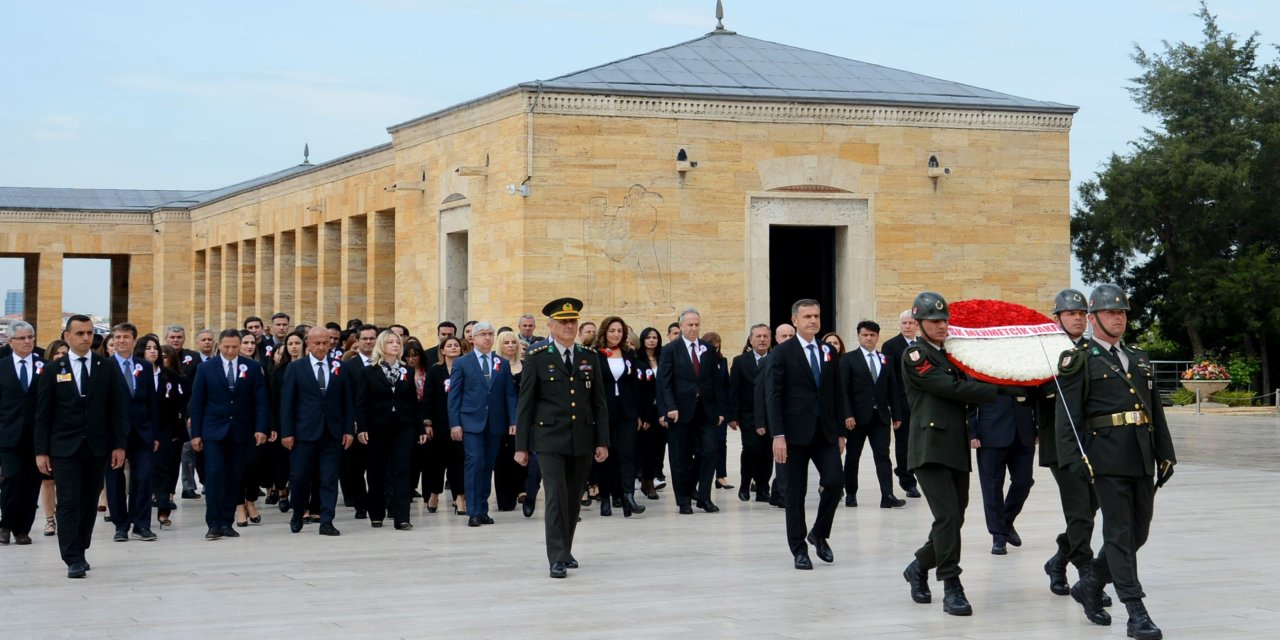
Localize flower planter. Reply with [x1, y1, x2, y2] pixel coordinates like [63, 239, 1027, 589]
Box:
[1181, 379, 1229, 400]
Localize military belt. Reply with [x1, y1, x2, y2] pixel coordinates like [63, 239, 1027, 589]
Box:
[1087, 411, 1149, 428]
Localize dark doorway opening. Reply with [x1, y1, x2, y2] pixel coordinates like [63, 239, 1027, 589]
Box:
[769, 226, 836, 333]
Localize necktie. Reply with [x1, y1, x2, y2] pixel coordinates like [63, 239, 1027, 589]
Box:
[868, 352, 878, 381]
[481, 354, 492, 387]
[564, 346, 572, 370]
[1110, 345, 1126, 372]
[807, 344, 821, 386]
[227, 360, 236, 391]
[122, 358, 135, 394]
[690, 342, 701, 377]
[316, 361, 327, 392]
[77, 357, 89, 396]
[19, 359, 29, 392]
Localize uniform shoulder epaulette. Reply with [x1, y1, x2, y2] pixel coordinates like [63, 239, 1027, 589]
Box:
[903, 345, 934, 376]
[1057, 346, 1086, 375]
[527, 344, 551, 356]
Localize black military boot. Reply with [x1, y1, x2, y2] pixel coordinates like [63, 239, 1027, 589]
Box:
[903, 559, 931, 604]
[1044, 552, 1070, 595]
[1076, 563, 1114, 607]
[942, 577, 972, 616]
[1124, 600, 1163, 640]
[1070, 572, 1111, 626]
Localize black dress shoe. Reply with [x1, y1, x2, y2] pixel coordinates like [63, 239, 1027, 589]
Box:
[678, 504, 694, 515]
[942, 578, 973, 616]
[289, 521, 303, 533]
[468, 516, 482, 527]
[318, 523, 341, 536]
[904, 486, 921, 498]
[523, 496, 536, 518]
[697, 499, 719, 513]
[249, 515, 262, 524]
[1070, 575, 1112, 626]
[371, 521, 384, 528]
[113, 530, 128, 542]
[354, 510, 367, 520]
[738, 487, 750, 502]
[132, 529, 158, 541]
[611, 497, 622, 508]
[600, 501, 612, 516]
[14, 533, 32, 545]
[565, 558, 579, 569]
[479, 514, 495, 525]
[68, 563, 88, 579]
[769, 494, 786, 508]
[1124, 599, 1163, 640]
[904, 559, 932, 603]
[844, 496, 857, 507]
[806, 532, 834, 563]
[755, 491, 769, 503]
[395, 522, 413, 530]
[1006, 526, 1022, 547]
[991, 540, 1007, 555]
[549, 562, 568, 579]
[622, 494, 645, 515]
[206, 528, 224, 540]
[220, 526, 240, 538]
[278, 498, 291, 513]
[1045, 554, 1070, 595]
[793, 552, 813, 570]
[880, 496, 906, 508]
[643, 490, 660, 500]
[265, 493, 280, 505]
[181, 490, 200, 500]
[715, 479, 734, 489]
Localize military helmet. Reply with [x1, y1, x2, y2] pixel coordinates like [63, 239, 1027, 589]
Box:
[911, 291, 949, 321]
[1088, 284, 1130, 312]
[1051, 288, 1088, 315]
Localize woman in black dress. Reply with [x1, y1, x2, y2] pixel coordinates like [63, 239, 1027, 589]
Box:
[403, 343, 434, 511]
[234, 331, 270, 526]
[492, 330, 528, 511]
[700, 332, 733, 491]
[423, 336, 466, 515]
[635, 327, 664, 500]
[268, 331, 305, 513]
[593, 317, 648, 517]
[141, 339, 189, 528]
[357, 330, 428, 529]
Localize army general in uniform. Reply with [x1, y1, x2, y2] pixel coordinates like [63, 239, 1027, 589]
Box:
[515, 298, 609, 579]
[1054, 284, 1175, 640]
[899, 292, 1022, 616]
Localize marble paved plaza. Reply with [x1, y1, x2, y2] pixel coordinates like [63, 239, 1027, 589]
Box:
[2, 412, 1278, 639]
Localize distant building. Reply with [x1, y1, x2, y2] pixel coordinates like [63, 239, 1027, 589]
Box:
[4, 289, 21, 316]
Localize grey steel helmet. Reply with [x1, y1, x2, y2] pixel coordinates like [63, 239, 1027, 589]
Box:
[1051, 288, 1088, 315]
[911, 291, 949, 321]
[1088, 284, 1130, 312]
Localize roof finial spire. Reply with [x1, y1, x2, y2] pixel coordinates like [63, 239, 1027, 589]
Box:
[715, 0, 725, 31]
[303, 143, 311, 165]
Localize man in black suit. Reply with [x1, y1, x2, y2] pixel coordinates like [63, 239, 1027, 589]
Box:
[727, 323, 772, 503]
[656, 308, 723, 514]
[423, 321, 456, 368]
[178, 328, 214, 500]
[971, 394, 1036, 555]
[767, 300, 845, 570]
[103, 323, 160, 542]
[515, 314, 543, 346]
[881, 310, 922, 499]
[263, 312, 292, 362]
[35, 315, 127, 578]
[757, 323, 794, 507]
[0, 321, 43, 546]
[280, 326, 354, 535]
[841, 320, 906, 509]
[188, 329, 270, 540]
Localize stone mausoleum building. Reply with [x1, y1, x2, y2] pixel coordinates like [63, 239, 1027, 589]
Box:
[0, 25, 1076, 342]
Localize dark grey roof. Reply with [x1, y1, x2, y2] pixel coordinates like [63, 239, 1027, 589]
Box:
[0, 187, 204, 211]
[520, 32, 1076, 113]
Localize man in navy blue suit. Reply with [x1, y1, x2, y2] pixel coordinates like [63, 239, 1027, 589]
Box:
[280, 326, 354, 535]
[448, 321, 518, 527]
[188, 328, 270, 540]
[971, 393, 1037, 555]
[103, 323, 160, 542]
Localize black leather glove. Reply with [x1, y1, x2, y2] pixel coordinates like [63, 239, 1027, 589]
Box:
[996, 385, 1028, 399]
[1067, 460, 1092, 484]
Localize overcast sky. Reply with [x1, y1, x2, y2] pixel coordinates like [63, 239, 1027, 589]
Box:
[2, 0, 1276, 318]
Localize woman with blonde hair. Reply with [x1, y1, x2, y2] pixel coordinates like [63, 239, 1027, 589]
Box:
[493, 330, 528, 511]
[356, 330, 428, 529]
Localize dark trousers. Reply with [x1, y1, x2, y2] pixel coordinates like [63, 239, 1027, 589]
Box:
[51, 444, 107, 566]
[783, 431, 844, 555]
[976, 441, 1035, 540]
[366, 424, 414, 524]
[203, 438, 251, 529]
[844, 418, 894, 500]
[422, 435, 465, 499]
[667, 403, 714, 506]
[893, 413, 917, 490]
[462, 429, 503, 517]
[239, 443, 266, 506]
[266, 438, 291, 492]
[771, 461, 787, 500]
[1091, 474, 1155, 601]
[739, 429, 772, 495]
[714, 422, 728, 479]
[524, 453, 543, 501]
[339, 440, 368, 510]
[494, 433, 528, 510]
[599, 408, 638, 503]
[0, 444, 43, 535]
[154, 435, 183, 503]
[639, 422, 668, 480]
[914, 464, 970, 580]
[1049, 462, 1100, 569]
[104, 443, 153, 533]
[290, 435, 342, 525]
[538, 451, 592, 564]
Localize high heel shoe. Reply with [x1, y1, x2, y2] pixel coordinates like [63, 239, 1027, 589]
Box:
[427, 499, 438, 514]
[44, 516, 56, 536]
[453, 499, 467, 516]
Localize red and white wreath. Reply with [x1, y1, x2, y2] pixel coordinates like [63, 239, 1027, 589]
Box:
[943, 299, 1075, 386]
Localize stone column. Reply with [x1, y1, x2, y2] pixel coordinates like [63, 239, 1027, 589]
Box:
[370, 210, 396, 326]
[342, 215, 368, 323]
[35, 252, 63, 344]
[318, 221, 341, 325]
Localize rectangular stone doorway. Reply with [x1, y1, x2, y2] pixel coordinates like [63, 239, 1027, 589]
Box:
[768, 226, 837, 332]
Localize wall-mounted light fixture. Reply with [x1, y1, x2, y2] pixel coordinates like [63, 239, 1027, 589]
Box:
[676, 148, 698, 173]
